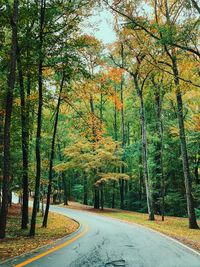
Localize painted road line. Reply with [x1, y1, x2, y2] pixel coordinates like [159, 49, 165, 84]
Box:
[15, 223, 89, 267]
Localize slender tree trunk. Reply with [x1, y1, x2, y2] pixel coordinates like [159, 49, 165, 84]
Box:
[112, 88, 118, 209]
[17, 47, 29, 229]
[0, 99, 4, 209]
[83, 175, 88, 205]
[140, 95, 154, 220]
[8, 190, 12, 207]
[156, 93, 165, 221]
[112, 181, 115, 208]
[89, 94, 100, 209]
[62, 174, 68, 205]
[42, 73, 65, 228]
[194, 153, 199, 184]
[58, 144, 68, 205]
[133, 75, 155, 221]
[58, 175, 62, 204]
[89, 94, 97, 139]
[120, 45, 125, 209]
[191, 0, 200, 14]
[100, 184, 104, 210]
[152, 79, 165, 220]
[139, 168, 143, 201]
[119, 178, 125, 209]
[127, 122, 130, 146]
[0, 0, 18, 239]
[94, 187, 100, 209]
[30, 0, 46, 237]
[41, 185, 44, 217]
[114, 86, 118, 141]
[100, 91, 103, 129]
[172, 56, 199, 229]
[68, 178, 71, 200]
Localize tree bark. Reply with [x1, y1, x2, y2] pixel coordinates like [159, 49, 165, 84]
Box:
[30, 0, 46, 236]
[94, 187, 100, 209]
[83, 175, 88, 205]
[133, 75, 155, 221]
[191, 0, 200, 14]
[100, 184, 104, 210]
[89, 94, 100, 209]
[112, 87, 118, 209]
[112, 180, 115, 208]
[58, 143, 68, 205]
[120, 44, 125, 210]
[17, 47, 29, 229]
[152, 78, 165, 220]
[0, 0, 18, 239]
[42, 73, 65, 228]
[114, 86, 118, 141]
[194, 152, 199, 184]
[62, 173, 68, 205]
[172, 55, 199, 229]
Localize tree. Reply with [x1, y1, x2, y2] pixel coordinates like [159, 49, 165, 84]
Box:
[105, 0, 199, 229]
[29, 0, 46, 237]
[42, 72, 65, 228]
[0, 0, 18, 239]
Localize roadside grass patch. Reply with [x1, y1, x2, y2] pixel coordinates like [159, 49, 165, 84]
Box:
[0, 204, 79, 261]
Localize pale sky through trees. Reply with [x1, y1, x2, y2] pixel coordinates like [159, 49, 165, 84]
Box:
[83, 9, 116, 44]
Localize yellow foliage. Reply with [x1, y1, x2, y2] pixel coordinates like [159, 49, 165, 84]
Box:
[96, 172, 130, 185]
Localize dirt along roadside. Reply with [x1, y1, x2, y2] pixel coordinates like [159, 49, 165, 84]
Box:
[0, 204, 79, 262]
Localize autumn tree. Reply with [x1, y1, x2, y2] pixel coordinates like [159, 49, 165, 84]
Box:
[104, 0, 199, 229]
[0, 0, 18, 239]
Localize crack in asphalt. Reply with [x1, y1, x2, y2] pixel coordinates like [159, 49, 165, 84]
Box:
[105, 259, 126, 266]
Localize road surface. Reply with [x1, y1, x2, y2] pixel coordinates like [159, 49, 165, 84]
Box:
[2, 204, 200, 267]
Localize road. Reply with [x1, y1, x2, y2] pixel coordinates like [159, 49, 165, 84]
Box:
[2, 204, 200, 267]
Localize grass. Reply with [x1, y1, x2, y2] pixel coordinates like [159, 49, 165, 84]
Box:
[0, 204, 79, 262]
[64, 201, 200, 253]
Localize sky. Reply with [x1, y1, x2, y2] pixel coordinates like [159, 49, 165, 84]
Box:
[82, 9, 117, 45]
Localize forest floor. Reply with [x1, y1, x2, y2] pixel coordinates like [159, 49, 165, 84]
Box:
[62, 201, 200, 253]
[0, 204, 79, 262]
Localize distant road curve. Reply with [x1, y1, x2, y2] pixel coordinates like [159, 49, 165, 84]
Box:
[3, 202, 200, 267]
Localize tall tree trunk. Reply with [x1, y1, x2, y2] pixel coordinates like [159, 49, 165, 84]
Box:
[172, 56, 199, 229]
[58, 143, 68, 205]
[90, 94, 96, 139]
[0, 103, 4, 209]
[139, 167, 143, 201]
[100, 183, 104, 210]
[194, 151, 199, 184]
[83, 175, 88, 205]
[94, 187, 100, 209]
[42, 73, 65, 228]
[133, 75, 155, 221]
[140, 95, 154, 220]
[0, 0, 18, 239]
[191, 0, 200, 14]
[152, 78, 165, 220]
[89, 94, 100, 209]
[100, 91, 103, 129]
[112, 180, 115, 208]
[127, 122, 130, 146]
[120, 44, 125, 209]
[62, 173, 68, 205]
[114, 86, 118, 141]
[119, 178, 125, 209]
[112, 87, 118, 209]
[30, 0, 46, 237]
[17, 47, 29, 229]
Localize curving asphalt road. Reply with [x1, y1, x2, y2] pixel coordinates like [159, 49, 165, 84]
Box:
[2, 204, 200, 267]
